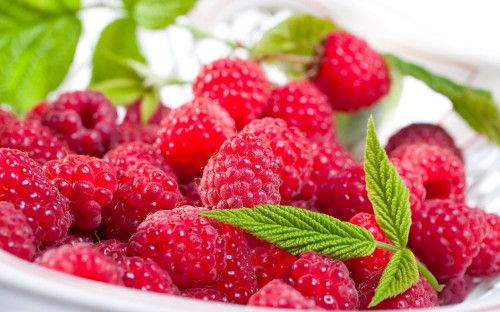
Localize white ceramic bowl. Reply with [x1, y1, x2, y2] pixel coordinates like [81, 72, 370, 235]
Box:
[1, 0, 499, 311]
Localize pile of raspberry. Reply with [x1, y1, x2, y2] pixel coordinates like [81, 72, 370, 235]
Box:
[0, 33, 499, 311]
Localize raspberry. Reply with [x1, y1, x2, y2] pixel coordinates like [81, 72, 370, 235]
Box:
[345, 213, 392, 286]
[26, 101, 49, 122]
[386, 123, 463, 161]
[250, 240, 297, 287]
[0, 120, 70, 165]
[94, 239, 128, 261]
[113, 122, 159, 147]
[36, 243, 123, 285]
[439, 275, 474, 305]
[0, 106, 17, 128]
[317, 159, 426, 221]
[122, 99, 170, 125]
[248, 279, 320, 310]
[358, 272, 439, 309]
[42, 90, 117, 157]
[49, 233, 95, 249]
[156, 97, 236, 180]
[104, 141, 176, 179]
[313, 31, 390, 112]
[286, 251, 359, 310]
[214, 225, 259, 304]
[192, 58, 270, 129]
[242, 118, 312, 203]
[102, 161, 181, 241]
[199, 132, 281, 209]
[128, 206, 227, 289]
[0, 201, 37, 261]
[390, 143, 466, 202]
[44, 154, 118, 232]
[0, 148, 70, 243]
[264, 80, 335, 141]
[120, 256, 180, 295]
[179, 179, 202, 207]
[182, 287, 234, 303]
[467, 212, 500, 277]
[409, 199, 486, 280]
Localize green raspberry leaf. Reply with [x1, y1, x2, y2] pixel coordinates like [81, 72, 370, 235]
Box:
[139, 88, 160, 124]
[365, 116, 412, 249]
[385, 54, 500, 145]
[0, 0, 81, 113]
[369, 249, 419, 307]
[133, 0, 197, 30]
[200, 205, 376, 261]
[91, 78, 144, 107]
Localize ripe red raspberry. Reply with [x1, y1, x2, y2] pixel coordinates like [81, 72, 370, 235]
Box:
[264, 80, 335, 141]
[345, 213, 392, 286]
[386, 123, 463, 161]
[0, 107, 17, 128]
[468, 212, 500, 277]
[128, 206, 227, 289]
[242, 118, 312, 203]
[42, 90, 117, 157]
[179, 179, 202, 207]
[389, 158, 426, 213]
[358, 272, 439, 309]
[0, 201, 37, 261]
[26, 101, 49, 122]
[102, 161, 181, 241]
[36, 243, 123, 285]
[113, 122, 159, 147]
[182, 287, 234, 303]
[0, 120, 70, 166]
[286, 251, 359, 310]
[313, 31, 390, 112]
[104, 141, 176, 179]
[390, 143, 466, 202]
[0, 148, 70, 243]
[156, 97, 236, 180]
[409, 199, 486, 280]
[49, 233, 95, 249]
[214, 225, 259, 304]
[94, 239, 128, 261]
[192, 58, 270, 129]
[248, 279, 320, 310]
[199, 132, 281, 209]
[44, 154, 118, 232]
[439, 275, 474, 305]
[250, 241, 297, 287]
[122, 99, 170, 125]
[120, 256, 180, 295]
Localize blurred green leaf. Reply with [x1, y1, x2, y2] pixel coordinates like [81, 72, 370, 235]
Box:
[0, 0, 81, 113]
[140, 88, 160, 124]
[133, 0, 197, 29]
[91, 78, 145, 106]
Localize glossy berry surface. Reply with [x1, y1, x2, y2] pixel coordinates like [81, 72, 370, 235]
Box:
[0, 201, 37, 261]
[182, 287, 234, 303]
[467, 212, 500, 277]
[248, 279, 320, 310]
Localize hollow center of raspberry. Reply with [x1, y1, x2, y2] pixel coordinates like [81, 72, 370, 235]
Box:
[80, 108, 98, 129]
[424, 179, 452, 200]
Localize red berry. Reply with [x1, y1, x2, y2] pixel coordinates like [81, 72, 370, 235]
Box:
[409, 199, 486, 280]
[386, 123, 463, 161]
[113, 122, 159, 147]
[44, 154, 117, 232]
[467, 212, 500, 277]
[0, 120, 70, 165]
[120, 256, 180, 295]
[102, 161, 182, 241]
[156, 97, 236, 180]
[193, 58, 270, 129]
[94, 239, 128, 261]
[122, 99, 170, 125]
[214, 225, 259, 304]
[104, 141, 176, 179]
[128, 206, 227, 289]
[36, 243, 123, 285]
[179, 179, 202, 207]
[358, 272, 439, 309]
[250, 240, 297, 287]
[439, 275, 474, 305]
[287, 251, 359, 310]
[390, 143, 466, 202]
[26, 101, 49, 122]
[345, 213, 392, 286]
[48, 233, 95, 249]
[0, 201, 37, 261]
[264, 80, 335, 141]
[42, 90, 117, 157]
[248, 279, 320, 310]
[182, 287, 234, 303]
[242, 118, 313, 203]
[199, 132, 281, 209]
[0, 148, 70, 243]
[313, 32, 390, 112]
[0, 106, 17, 128]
